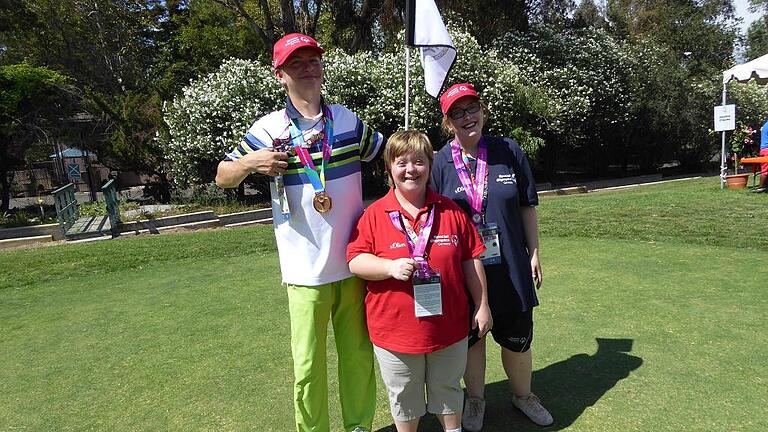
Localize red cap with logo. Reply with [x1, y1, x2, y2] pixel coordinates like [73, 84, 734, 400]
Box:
[272, 33, 325, 69]
[439, 83, 480, 114]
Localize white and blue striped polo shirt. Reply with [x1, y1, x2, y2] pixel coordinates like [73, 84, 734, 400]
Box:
[224, 97, 384, 286]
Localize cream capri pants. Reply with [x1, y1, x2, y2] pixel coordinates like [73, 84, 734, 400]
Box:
[373, 337, 468, 422]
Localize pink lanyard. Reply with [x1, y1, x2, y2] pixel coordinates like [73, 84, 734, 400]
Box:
[450, 137, 487, 224]
[388, 207, 435, 276]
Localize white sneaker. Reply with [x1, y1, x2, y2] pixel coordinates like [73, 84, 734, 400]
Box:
[512, 392, 553, 426]
[351, 428, 369, 432]
[462, 396, 485, 431]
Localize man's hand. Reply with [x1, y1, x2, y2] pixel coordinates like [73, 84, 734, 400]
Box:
[237, 148, 289, 177]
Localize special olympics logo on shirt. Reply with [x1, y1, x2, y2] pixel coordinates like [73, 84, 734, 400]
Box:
[496, 173, 517, 185]
[431, 235, 455, 247]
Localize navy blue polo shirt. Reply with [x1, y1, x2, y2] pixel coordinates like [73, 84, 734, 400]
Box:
[430, 135, 540, 312]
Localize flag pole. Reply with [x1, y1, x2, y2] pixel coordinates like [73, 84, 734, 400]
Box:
[405, 46, 410, 130]
[404, 0, 456, 107]
[404, 0, 415, 130]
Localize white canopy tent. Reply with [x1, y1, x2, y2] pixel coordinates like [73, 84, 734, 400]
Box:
[722, 53, 768, 85]
[720, 54, 768, 187]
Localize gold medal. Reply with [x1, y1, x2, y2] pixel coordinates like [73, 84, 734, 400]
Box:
[312, 192, 333, 213]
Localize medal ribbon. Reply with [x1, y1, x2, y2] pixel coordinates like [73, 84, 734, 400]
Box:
[450, 137, 488, 224]
[288, 105, 335, 193]
[388, 207, 435, 277]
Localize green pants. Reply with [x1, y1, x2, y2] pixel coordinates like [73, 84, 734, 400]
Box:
[286, 276, 376, 432]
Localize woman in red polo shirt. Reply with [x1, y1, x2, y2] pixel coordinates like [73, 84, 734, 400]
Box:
[347, 130, 492, 432]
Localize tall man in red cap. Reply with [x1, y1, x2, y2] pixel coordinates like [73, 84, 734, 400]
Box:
[216, 33, 383, 432]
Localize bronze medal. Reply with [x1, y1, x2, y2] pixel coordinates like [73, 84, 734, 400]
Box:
[312, 192, 333, 213]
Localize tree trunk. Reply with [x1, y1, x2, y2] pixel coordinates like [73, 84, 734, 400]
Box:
[255, 0, 276, 47]
[350, 0, 380, 53]
[280, 0, 297, 34]
[299, 0, 323, 36]
[0, 169, 12, 213]
[157, 172, 173, 204]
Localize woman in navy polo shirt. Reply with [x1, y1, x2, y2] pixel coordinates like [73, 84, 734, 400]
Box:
[430, 83, 553, 431]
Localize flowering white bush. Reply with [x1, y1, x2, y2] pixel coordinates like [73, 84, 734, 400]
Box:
[163, 59, 283, 187]
[163, 28, 553, 187]
[162, 24, 752, 185]
[729, 81, 768, 129]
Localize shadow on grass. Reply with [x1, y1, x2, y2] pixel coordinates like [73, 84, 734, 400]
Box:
[374, 338, 642, 432]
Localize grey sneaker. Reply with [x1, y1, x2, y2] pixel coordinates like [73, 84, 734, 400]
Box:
[351, 428, 369, 432]
[462, 396, 485, 431]
[512, 392, 553, 426]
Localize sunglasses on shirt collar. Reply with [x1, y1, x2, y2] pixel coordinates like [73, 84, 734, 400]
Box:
[447, 102, 482, 120]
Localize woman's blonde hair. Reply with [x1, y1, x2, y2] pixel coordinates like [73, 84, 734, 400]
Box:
[383, 130, 434, 187]
[440, 99, 490, 137]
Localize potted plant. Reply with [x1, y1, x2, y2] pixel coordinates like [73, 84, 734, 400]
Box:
[725, 122, 755, 189]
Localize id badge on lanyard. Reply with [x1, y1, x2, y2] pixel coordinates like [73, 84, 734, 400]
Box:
[390, 209, 443, 317]
[413, 268, 443, 317]
[451, 138, 499, 265]
[270, 140, 294, 223]
[477, 222, 501, 265]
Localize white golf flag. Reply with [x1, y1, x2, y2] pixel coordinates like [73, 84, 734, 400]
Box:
[406, 0, 456, 98]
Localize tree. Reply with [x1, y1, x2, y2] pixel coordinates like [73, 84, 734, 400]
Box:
[438, 0, 529, 45]
[326, 0, 382, 53]
[0, 64, 76, 212]
[529, 0, 576, 26]
[750, 0, 768, 15]
[209, 0, 323, 54]
[606, 0, 738, 76]
[0, 0, 164, 94]
[745, 19, 768, 61]
[85, 90, 176, 202]
[1, 1, 256, 202]
[573, 0, 606, 29]
[497, 26, 636, 176]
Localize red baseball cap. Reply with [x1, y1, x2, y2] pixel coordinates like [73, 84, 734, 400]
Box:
[272, 33, 325, 69]
[439, 83, 480, 114]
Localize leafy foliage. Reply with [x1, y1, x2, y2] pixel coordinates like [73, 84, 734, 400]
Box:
[728, 81, 768, 129]
[0, 63, 76, 211]
[163, 58, 283, 187]
[164, 26, 553, 187]
[0, 0, 748, 195]
[728, 122, 757, 154]
[744, 19, 768, 62]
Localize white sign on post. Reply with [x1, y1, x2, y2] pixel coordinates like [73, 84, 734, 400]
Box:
[714, 105, 736, 132]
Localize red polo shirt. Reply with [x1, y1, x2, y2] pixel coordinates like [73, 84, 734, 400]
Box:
[347, 188, 485, 354]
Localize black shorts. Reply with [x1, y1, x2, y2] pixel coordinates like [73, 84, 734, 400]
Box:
[468, 309, 533, 353]
[468, 263, 535, 352]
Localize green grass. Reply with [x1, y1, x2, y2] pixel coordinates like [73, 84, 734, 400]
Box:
[538, 177, 768, 251]
[1, 176, 767, 431]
